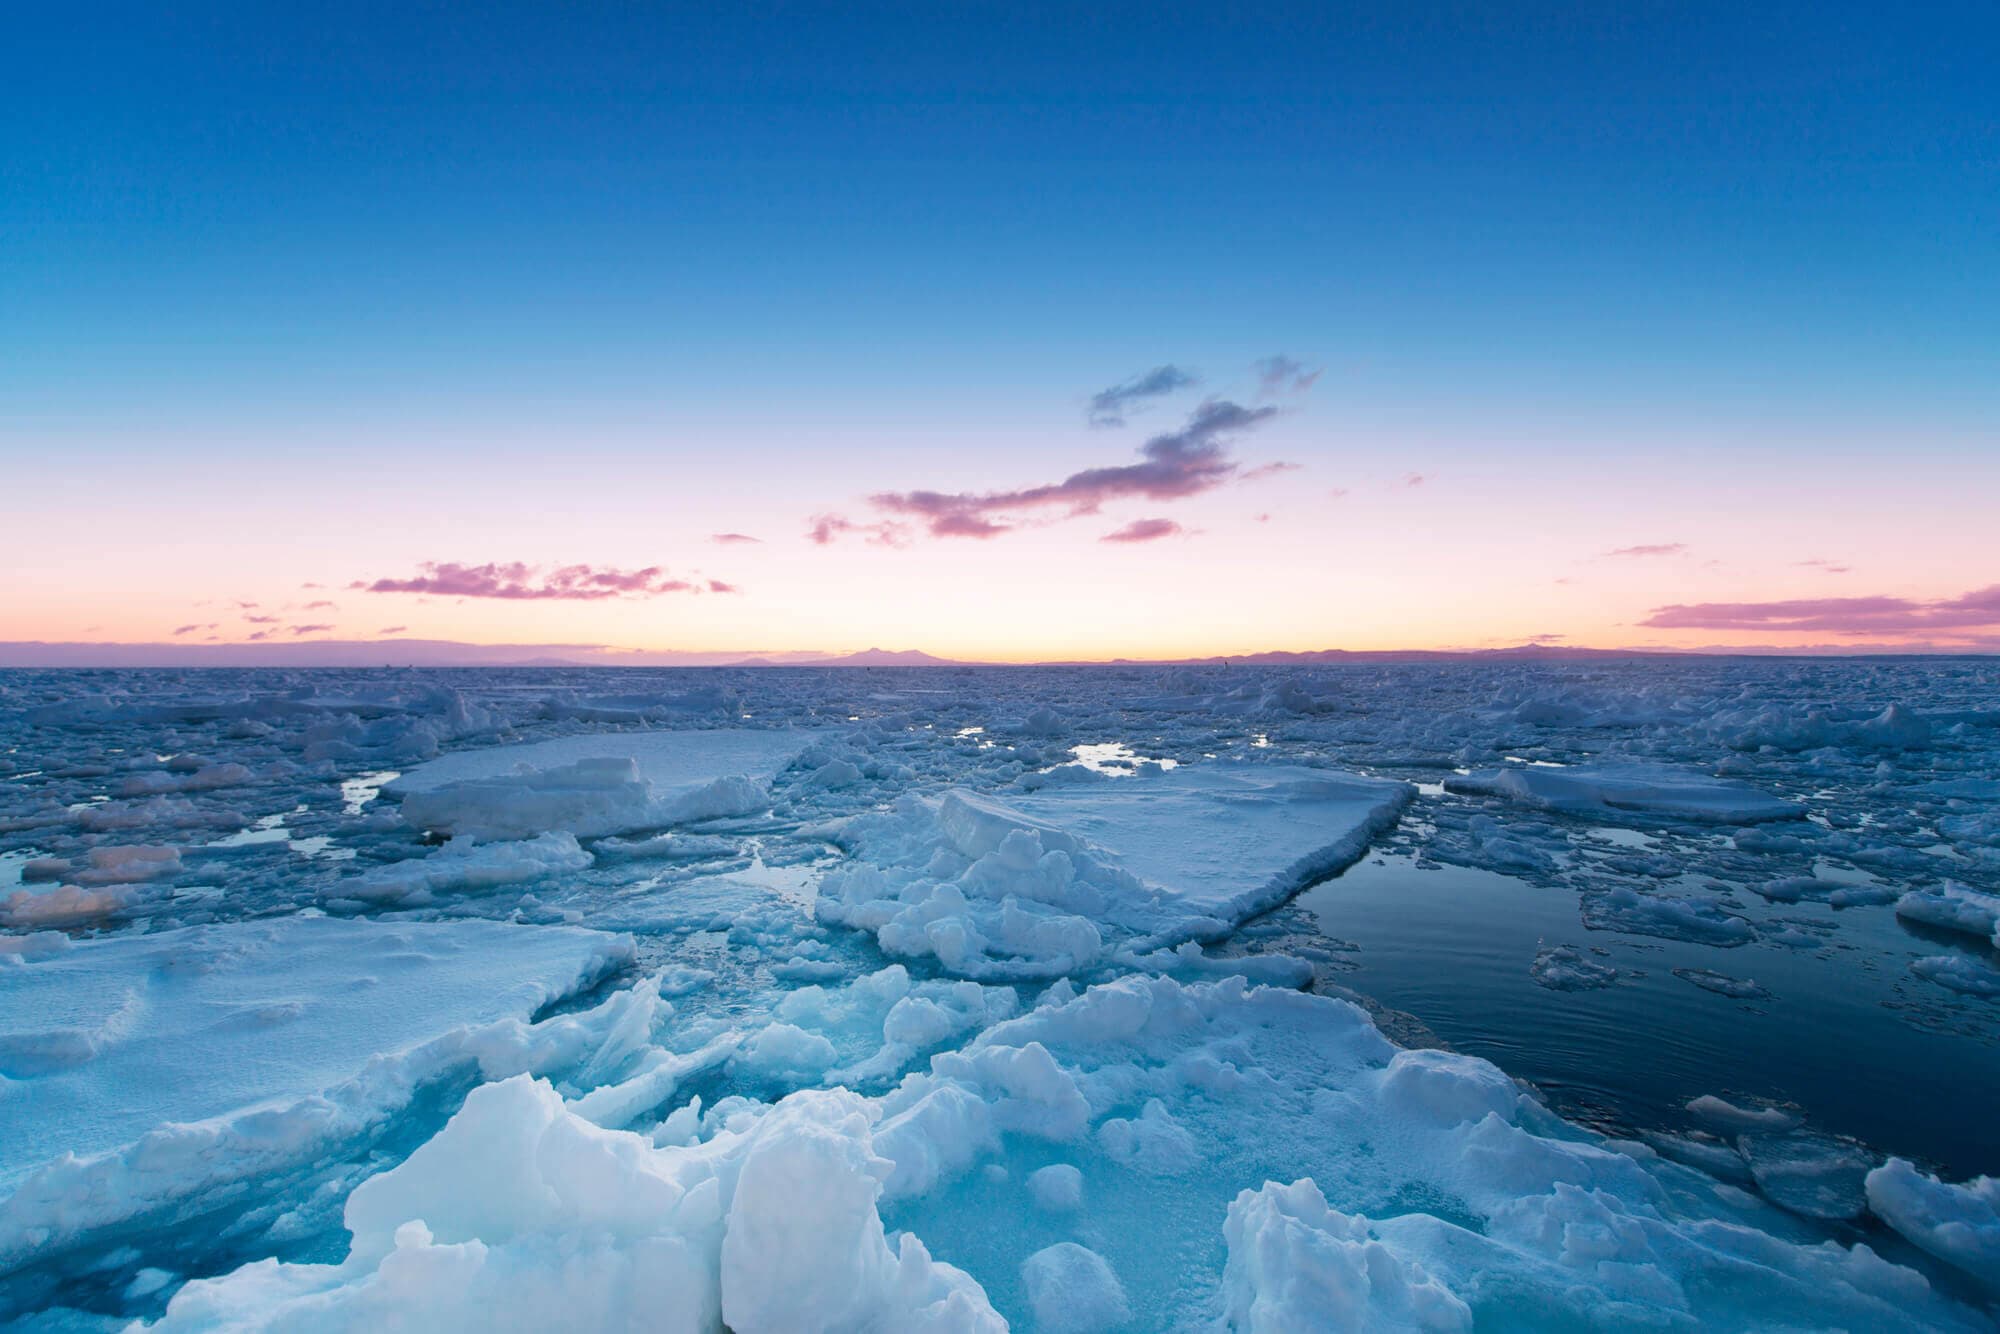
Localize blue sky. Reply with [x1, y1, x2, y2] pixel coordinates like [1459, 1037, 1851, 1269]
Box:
[3, 2, 1996, 657]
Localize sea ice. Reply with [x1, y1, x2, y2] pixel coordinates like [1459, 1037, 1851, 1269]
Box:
[1528, 943, 1619, 991]
[334, 831, 594, 906]
[387, 728, 827, 840]
[1020, 1242, 1129, 1333]
[1897, 883, 2000, 946]
[1446, 763, 1801, 824]
[817, 763, 1410, 977]
[148, 1076, 1006, 1333]
[1911, 954, 2000, 998]
[0, 917, 632, 1270]
[1672, 967, 1772, 1000]
[1580, 886, 1756, 946]
[1736, 1130, 1877, 1221]
[138, 973, 1991, 1331]
[1866, 1158, 2000, 1285]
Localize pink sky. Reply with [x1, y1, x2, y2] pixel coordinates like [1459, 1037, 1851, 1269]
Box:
[4, 381, 1996, 661]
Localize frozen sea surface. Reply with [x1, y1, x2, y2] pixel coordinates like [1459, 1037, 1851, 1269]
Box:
[2, 660, 1998, 1329]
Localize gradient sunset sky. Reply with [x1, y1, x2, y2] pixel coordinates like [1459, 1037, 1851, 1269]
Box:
[4, 2, 1996, 661]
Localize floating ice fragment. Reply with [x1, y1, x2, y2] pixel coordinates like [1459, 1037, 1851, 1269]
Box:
[1529, 944, 1620, 991]
[1866, 1159, 2000, 1285]
[1910, 954, 2000, 998]
[1446, 763, 1800, 825]
[1737, 1130, 1877, 1221]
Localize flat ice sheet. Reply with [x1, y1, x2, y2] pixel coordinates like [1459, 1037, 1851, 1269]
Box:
[386, 727, 828, 796]
[1000, 763, 1414, 921]
[1446, 762, 1801, 824]
[0, 916, 630, 1191]
[819, 764, 1412, 976]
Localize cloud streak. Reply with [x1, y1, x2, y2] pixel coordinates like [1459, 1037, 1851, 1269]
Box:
[1607, 543, 1688, 558]
[807, 514, 910, 547]
[357, 561, 726, 600]
[1641, 584, 2000, 636]
[1101, 518, 1185, 543]
[1087, 365, 1197, 427]
[867, 399, 1278, 541]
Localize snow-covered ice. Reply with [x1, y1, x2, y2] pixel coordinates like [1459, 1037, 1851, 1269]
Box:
[386, 728, 826, 840]
[0, 916, 631, 1271]
[2, 661, 1998, 1329]
[818, 764, 1410, 978]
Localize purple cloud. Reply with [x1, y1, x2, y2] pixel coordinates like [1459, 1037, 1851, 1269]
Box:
[1797, 558, 1852, 574]
[808, 514, 910, 547]
[1607, 543, 1688, 558]
[1087, 365, 1197, 427]
[870, 399, 1278, 540]
[1253, 355, 1321, 396]
[289, 624, 334, 636]
[711, 532, 761, 545]
[304, 599, 337, 610]
[172, 623, 215, 636]
[1101, 518, 1185, 544]
[358, 561, 709, 600]
[380, 625, 408, 635]
[244, 614, 278, 624]
[707, 579, 740, 594]
[1402, 473, 1427, 488]
[1641, 585, 2000, 636]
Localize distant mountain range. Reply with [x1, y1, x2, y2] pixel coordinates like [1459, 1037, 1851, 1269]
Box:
[1, 638, 1981, 669]
[726, 647, 963, 668]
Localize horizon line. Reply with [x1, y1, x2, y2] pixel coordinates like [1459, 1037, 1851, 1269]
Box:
[2, 637, 1994, 670]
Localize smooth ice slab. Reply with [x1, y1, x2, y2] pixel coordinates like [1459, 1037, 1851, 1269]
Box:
[818, 763, 1411, 977]
[0, 917, 632, 1265]
[1446, 762, 1802, 824]
[1000, 764, 1413, 922]
[385, 727, 828, 839]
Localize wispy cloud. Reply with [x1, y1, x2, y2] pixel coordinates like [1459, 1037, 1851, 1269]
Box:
[357, 561, 715, 600]
[1797, 558, 1852, 574]
[1101, 518, 1186, 544]
[1087, 365, 1197, 428]
[304, 599, 337, 610]
[380, 625, 408, 635]
[1606, 542, 1688, 558]
[1641, 584, 2000, 636]
[807, 514, 910, 547]
[289, 624, 334, 636]
[172, 623, 216, 636]
[868, 399, 1278, 541]
[243, 614, 279, 624]
[711, 532, 761, 545]
[707, 579, 740, 594]
[1253, 355, 1321, 396]
[1402, 473, 1427, 488]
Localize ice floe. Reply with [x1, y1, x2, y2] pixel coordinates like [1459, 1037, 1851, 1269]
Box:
[0, 917, 631, 1271]
[818, 764, 1410, 978]
[1446, 762, 1801, 825]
